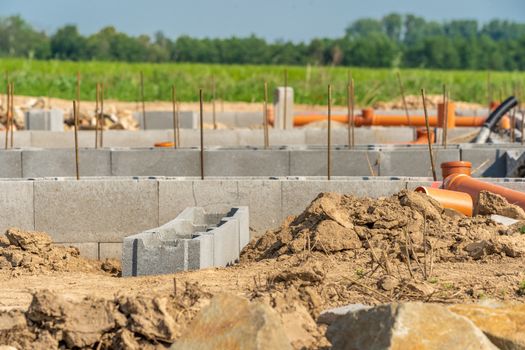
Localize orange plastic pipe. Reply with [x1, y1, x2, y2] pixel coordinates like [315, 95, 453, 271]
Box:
[415, 186, 473, 216]
[408, 129, 435, 144]
[441, 161, 472, 178]
[154, 141, 175, 147]
[293, 113, 485, 127]
[443, 173, 525, 210]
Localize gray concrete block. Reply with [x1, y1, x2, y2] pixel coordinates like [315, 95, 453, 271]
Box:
[24, 109, 63, 131]
[0, 181, 34, 232]
[175, 130, 240, 148]
[100, 130, 171, 148]
[34, 179, 158, 243]
[379, 149, 460, 177]
[111, 148, 200, 176]
[99, 242, 123, 260]
[290, 149, 380, 176]
[54, 242, 98, 260]
[237, 179, 281, 233]
[0, 131, 31, 148]
[122, 206, 249, 277]
[134, 111, 198, 129]
[22, 149, 111, 177]
[205, 149, 289, 176]
[237, 129, 306, 146]
[460, 148, 509, 177]
[158, 180, 196, 226]
[0, 150, 22, 177]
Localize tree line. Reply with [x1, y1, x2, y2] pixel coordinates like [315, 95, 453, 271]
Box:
[1, 14, 525, 70]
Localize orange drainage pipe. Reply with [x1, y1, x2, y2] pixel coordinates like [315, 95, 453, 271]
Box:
[441, 161, 472, 178]
[154, 141, 175, 147]
[443, 173, 525, 210]
[415, 186, 473, 216]
[408, 128, 435, 144]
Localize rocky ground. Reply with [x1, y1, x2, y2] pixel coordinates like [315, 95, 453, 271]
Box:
[1, 190, 525, 349]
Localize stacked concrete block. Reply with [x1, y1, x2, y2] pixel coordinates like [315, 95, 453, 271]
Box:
[133, 111, 198, 130]
[122, 206, 249, 277]
[24, 109, 64, 131]
[274, 87, 294, 130]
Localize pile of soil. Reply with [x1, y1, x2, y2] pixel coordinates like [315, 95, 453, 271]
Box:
[373, 94, 484, 111]
[0, 283, 211, 350]
[0, 228, 120, 275]
[242, 191, 525, 264]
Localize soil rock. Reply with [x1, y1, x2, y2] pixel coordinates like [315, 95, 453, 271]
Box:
[173, 293, 292, 350]
[327, 302, 498, 350]
[449, 303, 525, 350]
[477, 191, 525, 220]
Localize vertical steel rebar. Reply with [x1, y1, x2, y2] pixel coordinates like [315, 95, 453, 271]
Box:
[350, 78, 355, 148]
[327, 84, 332, 181]
[95, 83, 100, 149]
[9, 82, 13, 148]
[100, 83, 104, 148]
[263, 81, 269, 149]
[73, 100, 80, 180]
[140, 71, 146, 129]
[199, 89, 204, 180]
[4, 82, 10, 149]
[442, 85, 449, 149]
[172, 85, 177, 148]
[211, 76, 217, 129]
[421, 89, 437, 181]
[346, 71, 352, 148]
[396, 72, 414, 140]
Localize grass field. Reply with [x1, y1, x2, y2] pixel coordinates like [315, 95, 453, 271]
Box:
[1, 58, 524, 105]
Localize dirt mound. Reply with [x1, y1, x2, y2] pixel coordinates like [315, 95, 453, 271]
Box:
[0, 228, 120, 275]
[242, 191, 525, 263]
[477, 190, 525, 220]
[0, 282, 211, 349]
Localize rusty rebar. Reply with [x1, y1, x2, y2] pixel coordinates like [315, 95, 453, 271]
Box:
[73, 100, 80, 180]
[9, 82, 13, 148]
[199, 89, 204, 180]
[95, 83, 100, 149]
[442, 84, 448, 148]
[396, 71, 414, 140]
[100, 83, 104, 148]
[140, 71, 146, 129]
[263, 81, 269, 149]
[172, 85, 177, 148]
[211, 76, 217, 130]
[327, 84, 332, 181]
[421, 88, 437, 181]
[4, 81, 10, 149]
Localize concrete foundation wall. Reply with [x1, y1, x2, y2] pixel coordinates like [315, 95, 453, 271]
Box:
[2, 176, 525, 260]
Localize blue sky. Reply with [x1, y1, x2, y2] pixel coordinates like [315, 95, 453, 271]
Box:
[2, 0, 525, 42]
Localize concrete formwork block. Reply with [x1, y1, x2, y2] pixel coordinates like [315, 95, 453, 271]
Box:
[207, 112, 263, 128]
[122, 206, 249, 277]
[290, 150, 380, 176]
[0, 131, 31, 148]
[0, 150, 22, 177]
[55, 242, 98, 260]
[101, 130, 171, 148]
[34, 179, 158, 243]
[205, 149, 289, 177]
[176, 130, 240, 148]
[111, 148, 200, 176]
[237, 129, 306, 146]
[134, 111, 198, 130]
[274, 87, 294, 130]
[24, 109, 64, 131]
[378, 148, 460, 177]
[31, 131, 99, 148]
[460, 148, 508, 177]
[99, 243, 123, 260]
[281, 178, 406, 218]
[0, 181, 34, 232]
[237, 179, 281, 234]
[158, 180, 196, 226]
[22, 149, 111, 177]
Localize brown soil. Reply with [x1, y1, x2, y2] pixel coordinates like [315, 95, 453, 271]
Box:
[1, 191, 525, 349]
[0, 228, 120, 276]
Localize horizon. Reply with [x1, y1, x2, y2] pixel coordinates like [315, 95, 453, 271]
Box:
[1, 0, 525, 42]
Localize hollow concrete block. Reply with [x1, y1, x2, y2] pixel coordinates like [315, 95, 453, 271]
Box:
[289, 149, 380, 176]
[22, 148, 111, 177]
[111, 148, 200, 176]
[273, 87, 294, 130]
[0, 181, 34, 232]
[378, 148, 460, 177]
[24, 109, 64, 131]
[204, 149, 290, 176]
[34, 179, 158, 243]
[134, 111, 198, 130]
[0, 150, 22, 178]
[237, 179, 281, 234]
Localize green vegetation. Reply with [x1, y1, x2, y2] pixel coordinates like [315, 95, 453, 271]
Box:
[1, 58, 524, 104]
[1, 14, 525, 71]
[518, 281, 525, 296]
